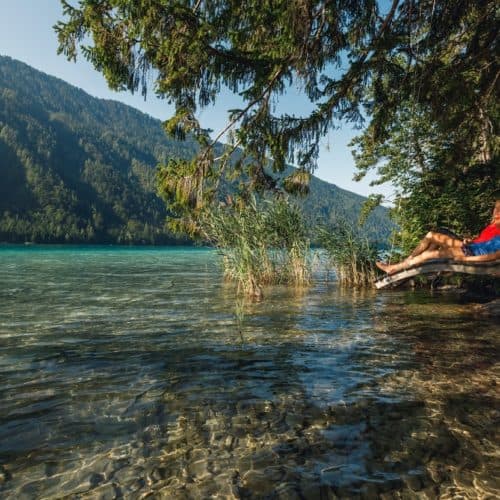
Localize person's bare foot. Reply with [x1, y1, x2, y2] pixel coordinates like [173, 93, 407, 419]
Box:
[376, 261, 390, 272]
[376, 261, 399, 275]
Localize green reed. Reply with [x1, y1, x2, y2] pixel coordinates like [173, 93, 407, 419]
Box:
[317, 220, 378, 287]
[200, 197, 310, 297]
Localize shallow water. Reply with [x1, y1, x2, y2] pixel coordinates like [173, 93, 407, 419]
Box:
[0, 246, 498, 499]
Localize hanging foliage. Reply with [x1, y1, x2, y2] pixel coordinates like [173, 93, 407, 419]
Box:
[55, 0, 498, 220]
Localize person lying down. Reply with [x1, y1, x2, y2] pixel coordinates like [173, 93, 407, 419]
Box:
[376, 201, 500, 275]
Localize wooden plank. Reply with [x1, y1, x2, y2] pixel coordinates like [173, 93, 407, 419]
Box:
[375, 260, 500, 289]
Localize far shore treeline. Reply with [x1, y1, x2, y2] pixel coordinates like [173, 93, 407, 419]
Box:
[0, 56, 392, 246]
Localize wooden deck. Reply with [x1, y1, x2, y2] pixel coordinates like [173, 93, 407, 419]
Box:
[375, 259, 500, 289]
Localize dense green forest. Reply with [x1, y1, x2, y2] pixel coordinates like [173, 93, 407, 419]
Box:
[0, 56, 392, 244]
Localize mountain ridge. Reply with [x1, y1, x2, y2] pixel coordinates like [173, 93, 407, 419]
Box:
[0, 55, 392, 244]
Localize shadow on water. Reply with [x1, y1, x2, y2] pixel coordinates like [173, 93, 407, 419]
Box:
[0, 248, 498, 498]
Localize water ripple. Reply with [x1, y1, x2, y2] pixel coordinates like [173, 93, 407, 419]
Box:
[0, 246, 498, 498]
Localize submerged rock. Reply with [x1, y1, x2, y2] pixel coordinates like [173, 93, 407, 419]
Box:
[242, 469, 271, 493]
[0, 465, 11, 484]
[187, 459, 211, 480]
[473, 298, 500, 317]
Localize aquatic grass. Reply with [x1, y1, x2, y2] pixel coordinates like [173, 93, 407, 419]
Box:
[317, 220, 378, 287]
[200, 197, 311, 297]
[265, 200, 311, 286]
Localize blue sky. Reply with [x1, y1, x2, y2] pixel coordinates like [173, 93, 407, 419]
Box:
[0, 0, 393, 199]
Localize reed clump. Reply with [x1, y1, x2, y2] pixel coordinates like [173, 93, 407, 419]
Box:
[317, 220, 378, 287]
[200, 197, 311, 297]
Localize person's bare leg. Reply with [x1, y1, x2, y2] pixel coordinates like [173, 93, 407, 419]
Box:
[408, 232, 462, 258]
[408, 234, 433, 257]
[454, 250, 500, 263]
[377, 247, 464, 275]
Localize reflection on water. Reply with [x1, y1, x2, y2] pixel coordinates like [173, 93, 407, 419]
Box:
[0, 246, 498, 498]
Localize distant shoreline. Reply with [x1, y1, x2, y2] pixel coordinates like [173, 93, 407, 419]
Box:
[0, 242, 209, 250]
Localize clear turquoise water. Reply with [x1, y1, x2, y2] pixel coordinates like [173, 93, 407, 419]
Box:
[0, 246, 498, 498]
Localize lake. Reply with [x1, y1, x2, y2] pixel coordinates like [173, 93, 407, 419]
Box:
[0, 246, 498, 498]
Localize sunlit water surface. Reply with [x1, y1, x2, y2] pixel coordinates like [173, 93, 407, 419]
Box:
[0, 246, 498, 499]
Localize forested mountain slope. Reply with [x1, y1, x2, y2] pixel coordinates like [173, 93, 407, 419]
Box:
[0, 56, 392, 244]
